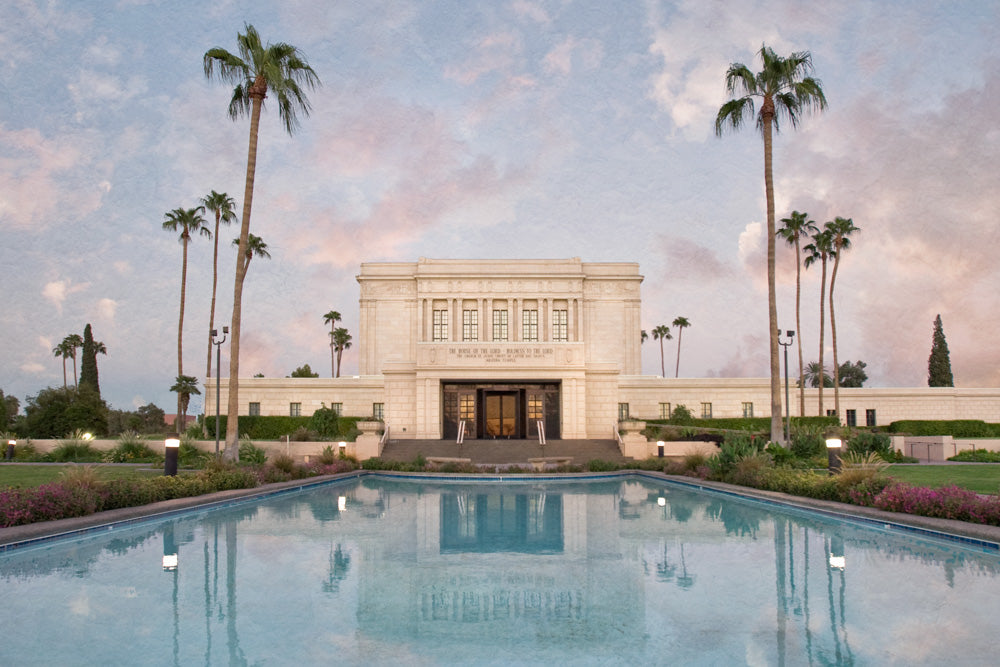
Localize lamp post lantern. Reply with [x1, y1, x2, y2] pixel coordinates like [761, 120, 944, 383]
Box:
[778, 330, 795, 445]
[212, 326, 229, 455]
[164, 438, 180, 476]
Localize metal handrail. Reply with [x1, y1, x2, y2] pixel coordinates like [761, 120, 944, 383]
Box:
[457, 420, 466, 445]
[537, 421, 546, 446]
[614, 422, 625, 454]
[379, 423, 390, 451]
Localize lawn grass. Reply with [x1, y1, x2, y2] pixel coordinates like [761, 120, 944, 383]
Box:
[0, 464, 166, 489]
[887, 464, 1000, 495]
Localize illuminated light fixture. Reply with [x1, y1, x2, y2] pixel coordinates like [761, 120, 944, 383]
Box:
[338, 496, 347, 512]
[657, 441, 665, 458]
[162, 554, 178, 571]
[338, 441, 347, 451]
[657, 497, 667, 507]
[826, 438, 843, 474]
[829, 554, 846, 570]
[164, 438, 180, 476]
[82, 432, 94, 440]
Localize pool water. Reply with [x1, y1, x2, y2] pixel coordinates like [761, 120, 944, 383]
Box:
[2, 475, 999, 665]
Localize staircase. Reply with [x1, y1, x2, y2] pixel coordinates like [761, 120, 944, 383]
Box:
[379, 438, 624, 465]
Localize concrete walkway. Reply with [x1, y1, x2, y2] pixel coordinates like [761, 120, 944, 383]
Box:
[380, 438, 624, 464]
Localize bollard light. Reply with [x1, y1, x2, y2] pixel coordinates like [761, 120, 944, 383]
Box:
[164, 438, 180, 477]
[657, 497, 666, 507]
[82, 432, 94, 441]
[338, 441, 347, 457]
[6, 439, 15, 461]
[826, 438, 843, 474]
[657, 441, 665, 458]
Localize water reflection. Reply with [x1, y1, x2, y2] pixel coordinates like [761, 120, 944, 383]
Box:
[1, 478, 999, 664]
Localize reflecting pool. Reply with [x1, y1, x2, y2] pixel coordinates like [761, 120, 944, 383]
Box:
[2, 475, 999, 665]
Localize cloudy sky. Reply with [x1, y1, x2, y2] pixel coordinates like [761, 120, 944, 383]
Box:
[2, 0, 998, 415]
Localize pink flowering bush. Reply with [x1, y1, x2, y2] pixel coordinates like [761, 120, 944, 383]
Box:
[870, 482, 1000, 525]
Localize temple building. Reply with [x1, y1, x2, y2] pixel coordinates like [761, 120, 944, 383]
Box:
[207, 258, 1000, 441]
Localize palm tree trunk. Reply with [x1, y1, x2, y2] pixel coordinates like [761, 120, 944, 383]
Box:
[674, 329, 683, 378]
[62, 357, 67, 390]
[829, 254, 842, 420]
[763, 115, 783, 443]
[224, 89, 264, 460]
[207, 212, 221, 379]
[818, 257, 827, 416]
[336, 346, 343, 378]
[331, 328, 336, 378]
[71, 354, 78, 389]
[794, 238, 805, 418]
[178, 236, 188, 435]
[659, 339, 665, 378]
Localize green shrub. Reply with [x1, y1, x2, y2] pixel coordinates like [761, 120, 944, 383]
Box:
[847, 432, 892, 458]
[50, 433, 103, 462]
[270, 452, 297, 474]
[290, 426, 317, 442]
[789, 425, 825, 459]
[319, 445, 337, 465]
[949, 449, 1000, 462]
[586, 459, 620, 472]
[887, 420, 1000, 437]
[667, 405, 694, 425]
[310, 405, 341, 437]
[178, 437, 208, 467]
[238, 436, 268, 465]
[106, 430, 159, 463]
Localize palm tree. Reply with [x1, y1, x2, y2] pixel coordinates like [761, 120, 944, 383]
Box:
[233, 233, 271, 270]
[52, 340, 71, 389]
[331, 327, 352, 378]
[202, 191, 237, 379]
[716, 44, 827, 443]
[170, 374, 201, 435]
[64, 333, 83, 388]
[825, 216, 860, 419]
[323, 310, 342, 377]
[652, 325, 671, 378]
[672, 317, 690, 377]
[204, 24, 319, 460]
[803, 361, 832, 388]
[803, 228, 834, 416]
[163, 206, 211, 434]
[777, 210, 818, 418]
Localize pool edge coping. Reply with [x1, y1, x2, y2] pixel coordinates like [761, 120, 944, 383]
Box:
[2, 469, 999, 552]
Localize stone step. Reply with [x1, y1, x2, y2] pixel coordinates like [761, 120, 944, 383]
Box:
[379, 438, 624, 464]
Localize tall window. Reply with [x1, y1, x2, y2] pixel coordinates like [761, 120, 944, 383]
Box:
[462, 309, 478, 341]
[289, 402, 301, 417]
[248, 402, 260, 416]
[492, 309, 508, 341]
[522, 309, 538, 341]
[701, 402, 713, 419]
[330, 402, 342, 416]
[459, 395, 475, 422]
[372, 403, 384, 420]
[845, 409, 857, 427]
[866, 409, 877, 427]
[528, 396, 543, 421]
[659, 402, 671, 419]
[742, 402, 753, 418]
[618, 403, 630, 420]
[552, 309, 568, 341]
[432, 309, 448, 341]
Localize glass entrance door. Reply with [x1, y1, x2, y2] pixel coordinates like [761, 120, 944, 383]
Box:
[485, 392, 518, 438]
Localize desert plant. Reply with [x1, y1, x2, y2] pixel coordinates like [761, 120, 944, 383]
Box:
[238, 435, 268, 465]
[178, 436, 208, 467]
[50, 431, 102, 462]
[106, 430, 159, 463]
[58, 464, 102, 490]
[789, 424, 826, 459]
[290, 426, 316, 442]
[847, 432, 892, 457]
[270, 452, 297, 474]
[319, 444, 337, 465]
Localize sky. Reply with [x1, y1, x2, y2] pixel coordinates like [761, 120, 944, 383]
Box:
[1, 0, 998, 417]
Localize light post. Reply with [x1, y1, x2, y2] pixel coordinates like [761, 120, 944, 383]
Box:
[165, 438, 180, 476]
[826, 437, 843, 474]
[6, 439, 15, 461]
[212, 326, 229, 455]
[778, 330, 795, 445]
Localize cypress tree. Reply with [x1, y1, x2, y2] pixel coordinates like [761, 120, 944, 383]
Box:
[79, 323, 101, 398]
[927, 314, 954, 387]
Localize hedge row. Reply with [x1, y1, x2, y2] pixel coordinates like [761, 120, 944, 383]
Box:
[643, 416, 838, 431]
[886, 420, 1000, 437]
[203, 414, 366, 440]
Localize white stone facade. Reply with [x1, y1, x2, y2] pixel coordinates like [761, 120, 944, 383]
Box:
[205, 258, 1000, 439]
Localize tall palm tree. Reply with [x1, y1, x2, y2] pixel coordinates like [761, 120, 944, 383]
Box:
[170, 374, 201, 435]
[803, 361, 832, 388]
[323, 310, 342, 377]
[233, 233, 271, 270]
[803, 228, 834, 416]
[52, 340, 71, 389]
[672, 317, 690, 377]
[64, 333, 83, 388]
[331, 327, 352, 378]
[825, 216, 860, 419]
[204, 24, 319, 460]
[202, 191, 237, 379]
[652, 325, 671, 378]
[716, 44, 827, 443]
[777, 210, 818, 418]
[163, 206, 211, 434]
